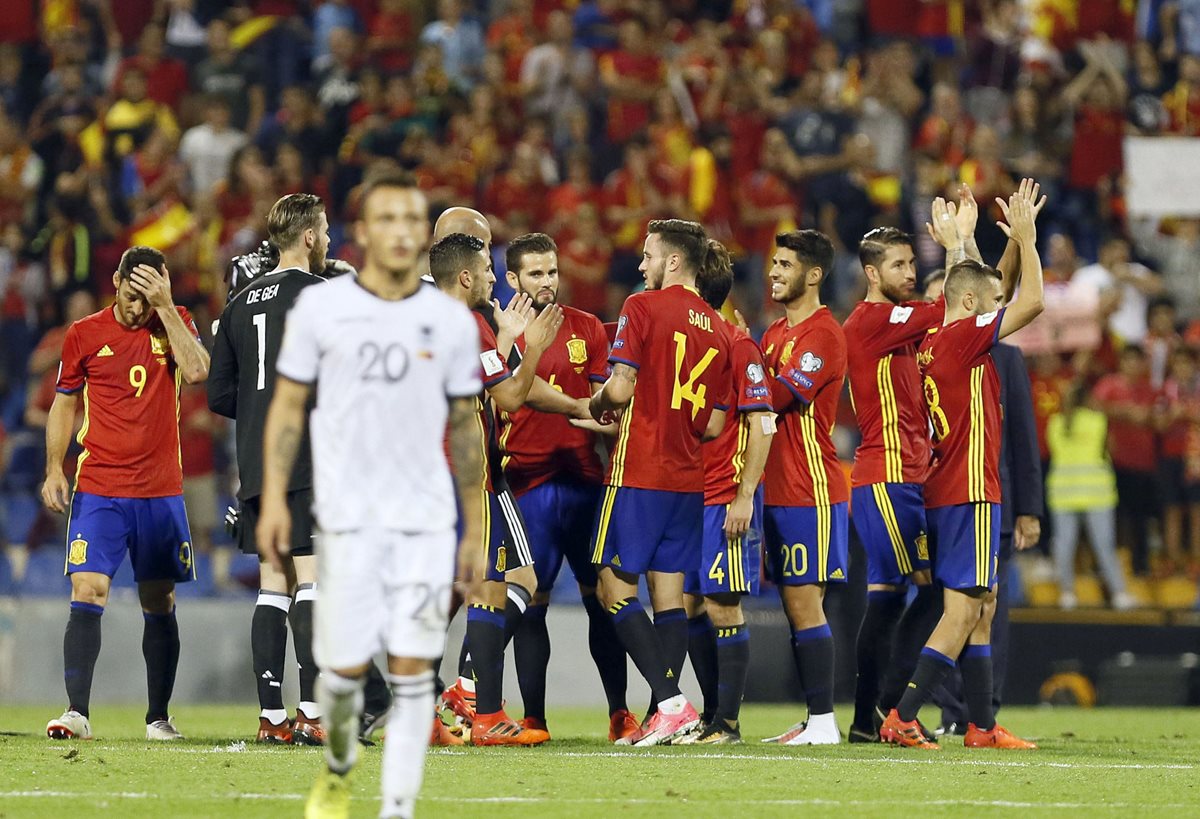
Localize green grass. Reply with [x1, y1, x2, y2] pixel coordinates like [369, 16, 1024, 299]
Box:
[1, 705, 1198, 817]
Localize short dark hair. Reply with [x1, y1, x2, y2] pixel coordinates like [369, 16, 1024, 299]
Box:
[924, 268, 947, 290]
[267, 193, 324, 251]
[506, 232, 557, 275]
[776, 229, 834, 282]
[696, 239, 733, 310]
[648, 219, 708, 273]
[429, 233, 486, 289]
[358, 168, 421, 215]
[859, 226, 913, 270]
[943, 259, 1002, 305]
[117, 245, 166, 280]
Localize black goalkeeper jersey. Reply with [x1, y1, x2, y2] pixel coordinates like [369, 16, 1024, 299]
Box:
[208, 267, 325, 500]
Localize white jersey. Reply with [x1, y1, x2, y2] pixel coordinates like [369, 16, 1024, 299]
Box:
[276, 275, 482, 532]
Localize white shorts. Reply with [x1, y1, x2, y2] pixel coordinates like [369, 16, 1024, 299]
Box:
[315, 528, 457, 670]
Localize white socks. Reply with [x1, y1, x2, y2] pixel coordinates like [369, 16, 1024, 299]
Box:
[380, 670, 436, 819]
[318, 671, 364, 774]
[658, 694, 687, 715]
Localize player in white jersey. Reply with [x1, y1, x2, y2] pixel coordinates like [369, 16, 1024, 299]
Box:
[257, 170, 487, 819]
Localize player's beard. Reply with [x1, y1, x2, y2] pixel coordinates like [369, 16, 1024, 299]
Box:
[644, 261, 666, 290]
[879, 278, 913, 304]
[771, 275, 807, 304]
[528, 287, 557, 309]
[308, 244, 327, 275]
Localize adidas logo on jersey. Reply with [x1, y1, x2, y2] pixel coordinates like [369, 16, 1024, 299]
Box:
[829, 569, 845, 580]
[97, 345, 115, 357]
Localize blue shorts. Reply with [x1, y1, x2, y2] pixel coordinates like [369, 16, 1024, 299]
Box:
[763, 502, 849, 586]
[517, 479, 602, 591]
[685, 499, 763, 597]
[591, 486, 702, 575]
[928, 502, 1000, 590]
[482, 489, 534, 582]
[64, 492, 195, 583]
[851, 482, 931, 586]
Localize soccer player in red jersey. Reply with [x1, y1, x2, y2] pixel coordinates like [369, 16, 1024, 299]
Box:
[679, 240, 775, 745]
[41, 245, 210, 741]
[590, 219, 732, 747]
[497, 232, 636, 741]
[880, 190, 1045, 751]
[430, 232, 590, 746]
[842, 225, 944, 742]
[758, 230, 849, 746]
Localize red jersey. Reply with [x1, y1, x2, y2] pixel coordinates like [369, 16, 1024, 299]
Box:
[917, 309, 1005, 508]
[607, 285, 731, 492]
[1092, 373, 1158, 472]
[56, 305, 200, 498]
[499, 306, 609, 495]
[842, 298, 944, 486]
[761, 308, 849, 508]
[703, 322, 774, 505]
[475, 310, 512, 494]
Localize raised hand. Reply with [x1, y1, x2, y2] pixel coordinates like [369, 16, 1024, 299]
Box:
[925, 196, 963, 250]
[953, 184, 979, 241]
[996, 191, 1036, 245]
[129, 263, 174, 310]
[1013, 177, 1048, 222]
[523, 303, 564, 353]
[494, 293, 534, 341]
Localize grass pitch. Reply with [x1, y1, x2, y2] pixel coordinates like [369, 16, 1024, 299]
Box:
[1, 704, 1197, 817]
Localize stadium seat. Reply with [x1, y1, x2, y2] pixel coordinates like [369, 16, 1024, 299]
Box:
[1154, 577, 1198, 610]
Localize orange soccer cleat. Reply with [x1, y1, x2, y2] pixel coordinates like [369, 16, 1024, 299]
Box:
[471, 710, 549, 746]
[964, 723, 1038, 750]
[441, 680, 477, 726]
[431, 715, 465, 746]
[256, 716, 293, 744]
[291, 711, 326, 746]
[879, 709, 940, 750]
[520, 717, 550, 739]
[608, 709, 641, 743]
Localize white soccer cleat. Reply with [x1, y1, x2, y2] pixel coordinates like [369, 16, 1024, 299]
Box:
[146, 717, 184, 740]
[47, 710, 92, 740]
[762, 719, 806, 743]
[783, 712, 841, 745]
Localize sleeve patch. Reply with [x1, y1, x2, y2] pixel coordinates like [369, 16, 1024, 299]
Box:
[480, 350, 504, 377]
[745, 363, 765, 384]
[798, 351, 824, 373]
[976, 310, 999, 327]
[786, 369, 814, 389]
[889, 305, 914, 324]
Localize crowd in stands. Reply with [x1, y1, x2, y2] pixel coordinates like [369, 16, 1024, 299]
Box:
[2, 0, 1200, 606]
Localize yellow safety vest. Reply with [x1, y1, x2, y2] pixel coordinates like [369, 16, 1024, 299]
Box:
[1045, 408, 1118, 512]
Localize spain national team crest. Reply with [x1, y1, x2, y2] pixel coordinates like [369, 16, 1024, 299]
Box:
[566, 337, 588, 365]
[916, 533, 929, 561]
[496, 546, 507, 573]
[780, 340, 795, 367]
[150, 333, 168, 355]
[68, 538, 88, 566]
[179, 541, 193, 571]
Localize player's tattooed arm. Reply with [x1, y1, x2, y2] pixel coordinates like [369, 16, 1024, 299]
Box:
[129, 263, 210, 383]
[256, 376, 311, 571]
[926, 196, 967, 265]
[448, 396, 486, 598]
[590, 363, 637, 420]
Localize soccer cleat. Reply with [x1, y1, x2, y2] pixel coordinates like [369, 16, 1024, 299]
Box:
[520, 717, 550, 739]
[305, 767, 351, 819]
[689, 721, 742, 745]
[431, 715, 465, 746]
[783, 714, 840, 745]
[632, 702, 700, 747]
[146, 717, 184, 741]
[608, 709, 641, 743]
[441, 680, 477, 726]
[964, 723, 1038, 750]
[848, 725, 879, 743]
[471, 710, 549, 746]
[292, 711, 326, 746]
[879, 709, 939, 749]
[762, 720, 807, 744]
[359, 708, 389, 744]
[46, 710, 92, 740]
[256, 716, 294, 744]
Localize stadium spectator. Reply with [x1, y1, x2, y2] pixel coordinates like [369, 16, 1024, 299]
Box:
[113, 22, 189, 112]
[179, 96, 249, 198]
[193, 18, 265, 136]
[1073, 236, 1164, 344]
[420, 0, 486, 92]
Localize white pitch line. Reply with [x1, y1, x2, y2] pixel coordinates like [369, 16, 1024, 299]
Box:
[1, 792, 1193, 810]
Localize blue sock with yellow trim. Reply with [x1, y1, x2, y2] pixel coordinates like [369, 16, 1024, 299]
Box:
[791, 624, 835, 715]
[960, 644, 995, 731]
[897, 646, 955, 723]
[466, 604, 506, 715]
[880, 584, 941, 711]
[64, 601, 103, 718]
[687, 614, 718, 721]
[715, 623, 750, 726]
[609, 598, 680, 705]
[513, 604, 550, 720]
[654, 608, 688, 690]
[143, 608, 180, 724]
[583, 593, 628, 715]
[853, 589, 905, 730]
